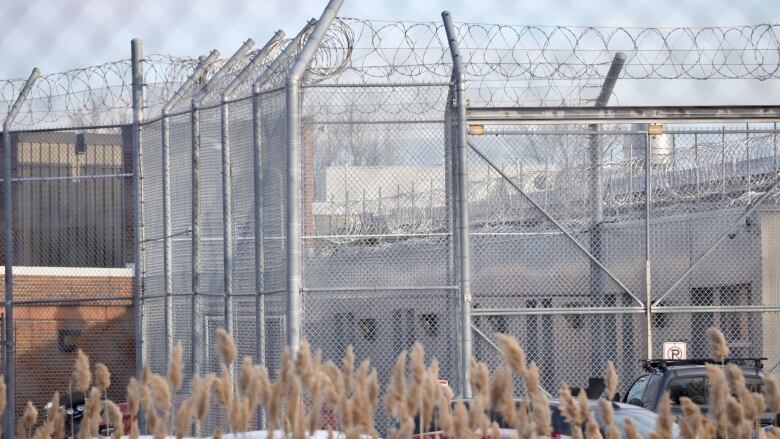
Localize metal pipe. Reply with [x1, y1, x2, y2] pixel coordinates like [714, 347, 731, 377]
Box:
[188, 41, 255, 376]
[466, 140, 644, 307]
[285, 0, 345, 356]
[223, 31, 286, 100]
[253, 21, 317, 96]
[589, 52, 625, 374]
[442, 10, 473, 398]
[195, 39, 255, 103]
[645, 132, 653, 360]
[211, 40, 258, 345]
[131, 38, 145, 384]
[3, 67, 39, 439]
[161, 50, 219, 364]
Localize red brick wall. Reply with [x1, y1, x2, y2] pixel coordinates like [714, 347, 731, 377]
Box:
[0, 268, 134, 417]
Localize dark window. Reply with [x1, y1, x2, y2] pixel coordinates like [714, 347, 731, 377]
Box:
[358, 318, 377, 342]
[668, 376, 707, 405]
[58, 329, 81, 352]
[419, 314, 439, 337]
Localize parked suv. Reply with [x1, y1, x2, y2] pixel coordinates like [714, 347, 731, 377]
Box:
[622, 358, 775, 426]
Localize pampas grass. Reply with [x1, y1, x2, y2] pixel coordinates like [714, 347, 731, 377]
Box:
[586, 411, 603, 439]
[707, 327, 730, 362]
[496, 333, 527, 377]
[559, 383, 581, 432]
[707, 364, 730, 433]
[174, 399, 192, 439]
[765, 373, 780, 412]
[679, 397, 703, 439]
[168, 342, 184, 392]
[599, 398, 620, 439]
[605, 360, 618, 400]
[651, 392, 674, 439]
[623, 417, 642, 439]
[22, 401, 37, 439]
[95, 362, 111, 392]
[217, 328, 237, 367]
[73, 349, 91, 394]
[10, 325, 775, 439]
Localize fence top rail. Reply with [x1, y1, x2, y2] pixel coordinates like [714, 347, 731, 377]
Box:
[466, 105, 780, 124]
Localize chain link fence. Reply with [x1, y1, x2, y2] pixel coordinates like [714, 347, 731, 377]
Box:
[0, 1, 779, 435]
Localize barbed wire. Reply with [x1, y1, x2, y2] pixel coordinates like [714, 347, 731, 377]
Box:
[1, 20, 780, 129]
[310, 133, 780, 243]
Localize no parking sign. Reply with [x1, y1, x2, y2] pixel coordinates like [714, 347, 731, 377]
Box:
[662, 342, 687, 360]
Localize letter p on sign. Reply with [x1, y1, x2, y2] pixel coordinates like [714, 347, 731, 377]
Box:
[663, 342, 687, 360]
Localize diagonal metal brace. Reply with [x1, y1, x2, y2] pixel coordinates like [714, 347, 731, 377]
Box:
[652, 171, 780, 307]
[466, 139, 645, 307]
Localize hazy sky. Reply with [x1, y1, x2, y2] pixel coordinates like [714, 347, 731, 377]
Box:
[1, 0, 778, 79]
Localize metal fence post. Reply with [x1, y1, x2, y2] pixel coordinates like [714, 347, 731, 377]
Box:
[3, 67, 39, 439]
[286, 0, 344, 356]
[589, 52, 625, 373]
[442, 11, 473, 398]
[216, 39, 256, 339]
[645, 131, 653, 359]
[190, 38, 263, 377]
[131, 38, 145, 381]
[161, 50, 219, 364]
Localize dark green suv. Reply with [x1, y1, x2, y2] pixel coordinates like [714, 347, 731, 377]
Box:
[623, 358, 774, 426]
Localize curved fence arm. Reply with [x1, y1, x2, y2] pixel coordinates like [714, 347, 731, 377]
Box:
[223, 30, 286, 100]
[285, 0, 344, 356]
[193, 39, 255, 105]
[162, 49, 220, 114]
[3, 66, 40, 439]
[253, 19, 317, 93]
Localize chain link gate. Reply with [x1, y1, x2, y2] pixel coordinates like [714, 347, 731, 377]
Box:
[464, 118, 780, 397]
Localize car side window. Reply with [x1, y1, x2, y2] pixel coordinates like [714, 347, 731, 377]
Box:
[625, 375, 649, 407]
[642, 374, 663, 410]
[668, 376, 707, 406]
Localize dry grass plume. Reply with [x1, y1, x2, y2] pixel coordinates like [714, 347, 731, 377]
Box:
[707, 327, 730, 361]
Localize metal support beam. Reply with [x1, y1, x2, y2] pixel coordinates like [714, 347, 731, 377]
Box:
[189, 39, 254, 380]
[219, 39, 257, 341]
[442, 10, 473, 399]
[285, 0, 344, 357]
[161, 49, 219, 365]
[131, 38, 145, 383]
[3, 67, 40, 439]
[589, 52, 625, 375]
[466, 105, 780, 124]
[246, 24, 316, 378]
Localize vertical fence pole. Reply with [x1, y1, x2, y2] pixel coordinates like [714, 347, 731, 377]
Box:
[161, 50, 219, 364]
[190, 102, 201, 376]
[205, 39, 256, 343]
[442, 11, 473, 398]
[245, 23, 314, 381]
[3, 67, 39, 439]
[286, 0, 344, 356]
[589, 52, 625, 373]
[131, 39, 145, 381]
[645, 131, 653, 359]
[190, 38, 259, 378]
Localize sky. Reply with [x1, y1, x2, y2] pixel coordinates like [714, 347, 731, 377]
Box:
[1, 0, 778, 79]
